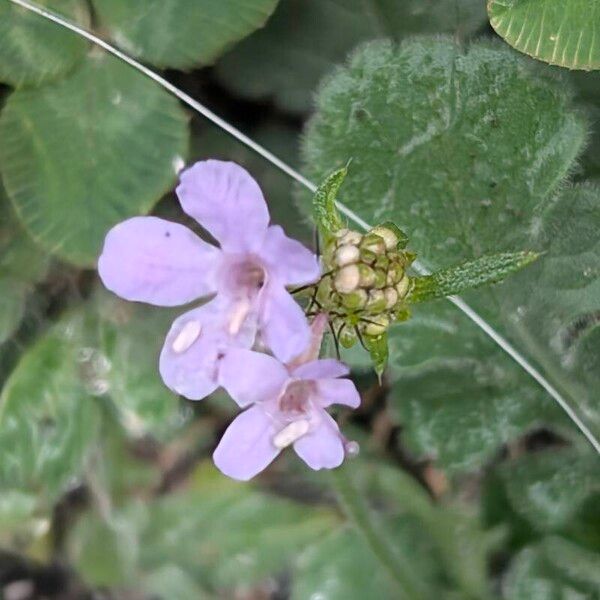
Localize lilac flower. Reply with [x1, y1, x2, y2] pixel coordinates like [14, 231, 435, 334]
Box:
[213, 348, 360, 481]
[98, 160, 320, 400]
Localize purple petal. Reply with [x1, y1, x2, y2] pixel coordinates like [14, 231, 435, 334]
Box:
[260, 284, 311, 363]
[159, 299, 257, 401]
[219, 349, 289, 408]
[213, 406, 280, 481]
[293, 411, 345, 470]
[176, 160, 269, 252]
[258, 225, 320, 286]
[292, 359, 349, 381]
[317, 379, 361, 408]
[98, 217, 220, 306]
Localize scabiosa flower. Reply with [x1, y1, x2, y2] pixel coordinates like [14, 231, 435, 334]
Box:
[98, 160, 320, 400]
[213, 348, 360, 481]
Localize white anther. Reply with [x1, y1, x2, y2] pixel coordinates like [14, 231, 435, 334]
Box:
[272, 419, 311, 449]
[335, 244, 360, 267]
[228, 299, 251, 335]
[334, 265, 360, 293]
[172, 320, 202, 353]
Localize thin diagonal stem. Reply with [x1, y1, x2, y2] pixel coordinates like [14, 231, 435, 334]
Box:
[8, 0, 600, 456]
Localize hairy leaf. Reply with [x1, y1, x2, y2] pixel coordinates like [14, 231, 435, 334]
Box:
[504, 537, 600, 599]
[495, 448, 600, 537]
[494, 184, 600, 441]
[489, 0, 600, 70]
[93, 0, 279, 70]
[410, 251, 539, 303]
[217, 0, 487, 113]
[302, 38, 585, 269]
[0, 54, 189, 266]
[0, 0, 88, 87]
[313, 165, 346, 240]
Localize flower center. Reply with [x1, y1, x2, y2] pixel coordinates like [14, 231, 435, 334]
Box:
[278, 380, 314, 416]
[221, 256, 267, 336]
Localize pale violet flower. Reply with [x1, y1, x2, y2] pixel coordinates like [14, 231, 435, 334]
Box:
[98, 160, 320, 400]
[214, 348, 360, 481]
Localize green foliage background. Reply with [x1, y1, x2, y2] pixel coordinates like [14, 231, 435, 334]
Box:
[0, 0, 598, 598]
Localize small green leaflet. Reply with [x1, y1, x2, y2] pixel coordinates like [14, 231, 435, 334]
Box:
[409, 251, 539, 304]
[313, 165, 347, 241]
[363, 333, 389, 382]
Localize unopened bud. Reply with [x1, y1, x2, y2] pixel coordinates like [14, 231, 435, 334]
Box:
[359, 247, 377, 265]
[366, 290, 386, 312]
[370, 225, 399, 250]
[340, 289, 368, 310]
[395, 274, 410, 299]
[384, 287, 398, 308]
[337, 229, 362, 246]
[335, 244, 360, 267]
[360, 232, 386, 255]
[375, 255, 389, 270]
[334, 265, 360, 293]
[373, 268, 387, 289]
[364, 315, 389, 336]
[358, 264, 376, 287]
[387, 264, 404, 285]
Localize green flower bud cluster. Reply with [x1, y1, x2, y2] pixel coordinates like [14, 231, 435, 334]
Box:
[317, 224, 415, 341]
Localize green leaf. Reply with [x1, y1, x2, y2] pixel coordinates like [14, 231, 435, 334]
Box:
[389, 354, 564, 472]
[504, 537, 600, 599]
[0, 193, 48, 343]
[292, 517, 441, 600]
[143, 565, 211, 600]
[489, 0, 600, 70]
[301, 38, 585, 269]
[216, 0, 487, 113]
[410, 251, 539, 303]
[93, 0, 279, 70]
[0, 311, 101, 505]
[313, 166, 346, 240]
[0, 0, 88, 87]
[493, 184, 600, 442]
[69, 463, 338, 592]
[363, 332, 388, 381]
[94, 290, 187, 440]
[495, 448, 600, 535]
[0, 54, 189, 266]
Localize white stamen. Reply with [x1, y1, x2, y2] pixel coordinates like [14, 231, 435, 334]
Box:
[272, 419, 311, 449]
[228, 299, 251, 335]
[172, 320, 202, 353]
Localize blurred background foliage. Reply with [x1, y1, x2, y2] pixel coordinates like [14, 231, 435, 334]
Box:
[0, 0, 599, 598]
